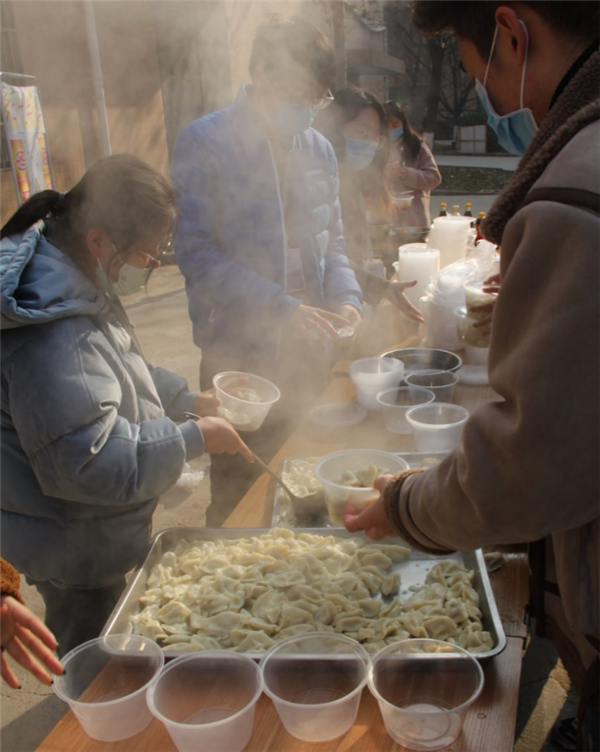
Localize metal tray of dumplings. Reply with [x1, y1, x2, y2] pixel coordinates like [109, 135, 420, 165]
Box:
[271, 451, 451, 529]
[101, 526, 506, 662]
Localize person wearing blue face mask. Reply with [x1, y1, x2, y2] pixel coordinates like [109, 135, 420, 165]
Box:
[383, 102, 441, 230]
[345, 4, 599, 750]
[0, 155, 253, 654]
[313, 86, 424, 322]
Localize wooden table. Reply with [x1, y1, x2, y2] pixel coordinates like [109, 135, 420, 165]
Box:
[36, 346, 530, 752]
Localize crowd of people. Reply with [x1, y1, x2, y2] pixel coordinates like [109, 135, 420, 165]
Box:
[0, 2, 598, 749]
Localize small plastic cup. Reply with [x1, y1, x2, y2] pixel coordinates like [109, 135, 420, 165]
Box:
[376, 386, 435, 435]
[213, 371, 280, 432]
[406, 403, 469, 452]
[260, 633, 370, 743]
[349, 357, 405, 411]
[313, 449, 410, 526]
[147, 652, 263, 752]
[404, 370, 459, 403]
[52, 634, 164, 742]
[369, 639, 484, 751]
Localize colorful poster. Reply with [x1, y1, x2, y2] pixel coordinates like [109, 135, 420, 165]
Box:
[2, 82, 52, 204]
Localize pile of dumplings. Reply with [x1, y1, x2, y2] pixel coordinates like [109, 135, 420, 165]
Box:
[131, 529, 494, 655]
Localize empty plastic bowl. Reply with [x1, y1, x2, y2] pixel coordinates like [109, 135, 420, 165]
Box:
[260, 633, 370, 743]
[369, 639, 484, 750]
[147, 652, 263, 752]
[406, 403, 469, 452]
[382, 347, 462, 377]
[404, 371, 459, 403]
[349, 357, 405, 411]
[313, 449, 410, 526]
[52, 634, 164, 742]
[213, 371, 280, 432]
[376, 387, 435, 434]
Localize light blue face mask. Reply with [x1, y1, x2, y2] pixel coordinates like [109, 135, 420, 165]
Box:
[475, 21, 538, 156]
[389, 126, 404, 142]
[345, 138, 378, 171]
[271, 102, 317, 136]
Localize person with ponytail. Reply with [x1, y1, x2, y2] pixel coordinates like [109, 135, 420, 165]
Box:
[383, 102, 442, 229]
[0, 155, 252, 654]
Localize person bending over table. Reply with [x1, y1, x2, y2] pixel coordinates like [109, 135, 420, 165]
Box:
[346, 3, 599, 750]
[0, 155, 252, 655]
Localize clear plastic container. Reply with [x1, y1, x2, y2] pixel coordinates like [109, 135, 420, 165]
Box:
[376, 387, 435, 435]
[147, 652, 263, 752]
[462, 280, 498, 322]
[313, 449, 409, 526]
[52, 634, 164, 742]
[454, 305, 491, 348]
[349, 357, 405, 411]
[213, 371, 280, 432]
[406, 403, 469, 452]
[260, 633, 370, 743]
[369, 639, 484, 751]
[404, 371, 459, 404]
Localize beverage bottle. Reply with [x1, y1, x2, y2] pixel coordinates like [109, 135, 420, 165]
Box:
[464, 202, 473, 217]
[475, 211, 486, 243]
[452, 205, 461, 216]
[438, 202, 448, 217]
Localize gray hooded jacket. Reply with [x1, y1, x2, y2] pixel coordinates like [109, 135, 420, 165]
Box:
[1, 222, 204, 588]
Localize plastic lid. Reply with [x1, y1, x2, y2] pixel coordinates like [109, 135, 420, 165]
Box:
[310, 403, 368, 427]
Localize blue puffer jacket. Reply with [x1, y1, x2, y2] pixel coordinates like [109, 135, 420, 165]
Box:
[0, 223, 204, 588]
[172, 85, 363, 359]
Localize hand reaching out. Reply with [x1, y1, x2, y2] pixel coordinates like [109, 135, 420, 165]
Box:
[385, 281, 425, 324]
[290, 305, 354, 344]
[1, 596, 64, 688]
[343, 474, 395, 540]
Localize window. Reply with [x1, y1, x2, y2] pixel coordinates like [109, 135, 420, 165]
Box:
[1, 2, 24, 170]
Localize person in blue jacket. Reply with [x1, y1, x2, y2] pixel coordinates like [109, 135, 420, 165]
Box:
[0, 155, 252, 654]
[172, 17, 364, 524]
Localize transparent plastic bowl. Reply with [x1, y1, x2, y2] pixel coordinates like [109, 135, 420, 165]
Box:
[369, 639, 484, 751]
[213, 371, 280, 432]
[313, 449, 410, 526]
[462, 280, 497, 322]
[147, 652, 263, 752]
[382, 347, 462, 377]
[404, 371, 459, 404]
[52, 634, 164, 742]
[454, 306, 491, 349]
[349, 357, 405, 411]
[260, 633, 371, 743]
[376, 387, 435, 435]
[406, 403, 469, 452]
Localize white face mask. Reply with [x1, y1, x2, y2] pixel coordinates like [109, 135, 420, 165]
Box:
[95, 246, 151, 297]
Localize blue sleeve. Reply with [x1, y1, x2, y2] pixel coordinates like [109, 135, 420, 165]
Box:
[147, 364, 197, 422]
[321, 148, 363, 311]
[171, 122, 301, 320]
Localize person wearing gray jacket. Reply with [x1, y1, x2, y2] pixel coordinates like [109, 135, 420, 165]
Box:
[0, 155, 252, 655]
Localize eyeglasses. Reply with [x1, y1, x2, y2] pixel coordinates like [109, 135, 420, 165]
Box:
[112, 233, 172, 269]
[269, 78, 334, 112]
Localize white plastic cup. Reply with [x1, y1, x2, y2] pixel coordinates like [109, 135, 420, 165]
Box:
[406, 403, 469, 452]
[369, 639, 484, 751]
[52, 634, 164, 742]
[313, 449, 410, 526]
[404, 371, 459, 403]
[349, 357, 405, 411]
[213, 371, 280, 432]
[147, 652, 263, 752]
[376, 386, 435, 434]
[260, 633, 370, 743]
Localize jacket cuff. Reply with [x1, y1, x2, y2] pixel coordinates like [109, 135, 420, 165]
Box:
[0, 558, 24, 604]
[169, 391, 197, 422]
[383, 470, 454, 555]
[179, 420, 205, 460]
[338, 294, 363, 311]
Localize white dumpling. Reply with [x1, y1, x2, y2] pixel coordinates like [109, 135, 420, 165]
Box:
[280, 604, 313, 629]
[158, 601, 191, 625]
[251, 591, 285, 624]
[423, 616, 458, 640]
[401, 611, 428, 638]
[380, 573, 400, 597]
[235, 631, 276, 653]
[313, 600, 338, 626]
[199, 611, 247, 637]
[277, 624, 317, 640]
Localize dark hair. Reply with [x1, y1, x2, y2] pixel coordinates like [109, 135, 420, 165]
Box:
[1, 154, 176, 274]
[411, 1, 600, 60]
[313, 86, 390, 201]
[249, 16, 336, 90]
[383, 101, 423, 164]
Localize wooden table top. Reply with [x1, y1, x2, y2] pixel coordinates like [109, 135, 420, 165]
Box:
[36, 336, 530, 752]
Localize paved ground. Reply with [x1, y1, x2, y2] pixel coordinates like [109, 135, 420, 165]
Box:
[0, 265, 575, 752]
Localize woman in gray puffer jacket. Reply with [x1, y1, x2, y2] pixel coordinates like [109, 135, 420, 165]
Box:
[0, 155, 252, 655]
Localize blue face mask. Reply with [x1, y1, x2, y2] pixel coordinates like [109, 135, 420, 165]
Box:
[475, 21, 538, 156]
[345, 138, 378, 171]
[271, 102, 317, 136]
[389, 126, 404, 142]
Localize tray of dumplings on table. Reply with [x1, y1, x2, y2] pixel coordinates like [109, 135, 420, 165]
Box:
[101, 526, 506, 662]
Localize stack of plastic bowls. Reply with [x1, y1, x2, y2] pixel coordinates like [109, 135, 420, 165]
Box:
[404, 371, 459, 403]
[406, 404, 469, 452]
[376, 386, 435, 434]
[349, 357, 404, 411]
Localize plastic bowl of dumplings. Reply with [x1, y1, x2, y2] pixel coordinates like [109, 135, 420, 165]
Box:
[260, 632, 370, 743]
[213, 371, 281, 432]
[313, 450, 410, 526]
[369, 639, 484, 750]
[147, 651, 263, 752]
[53, 634, 164, 742]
